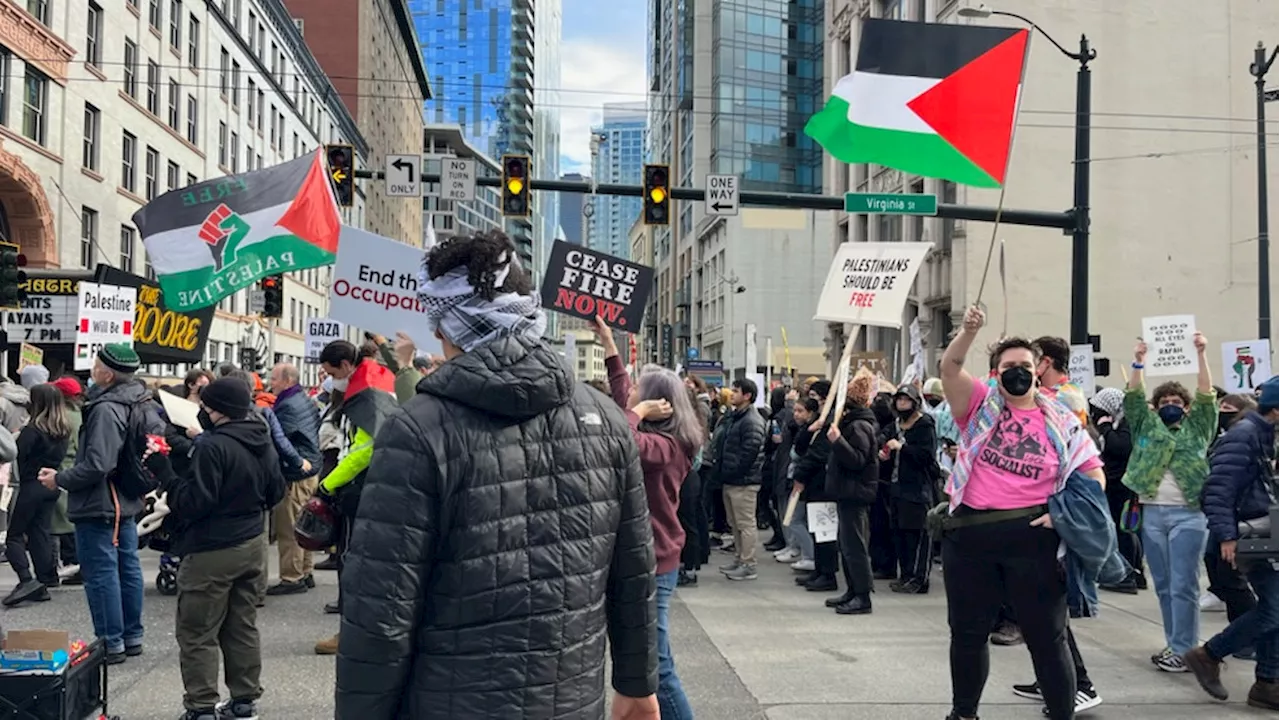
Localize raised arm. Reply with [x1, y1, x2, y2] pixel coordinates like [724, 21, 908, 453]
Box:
[1193, 331, 1212, 395]
[593, 315, 631, 410]
[940, 305, 985, 420]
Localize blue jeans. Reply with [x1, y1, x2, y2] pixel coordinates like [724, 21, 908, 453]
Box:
[1066, 553, 1099, 617]
[784, 498, 814, 562]
[1141, 504, 1208, 654]
[1206, 560, 1279, 680]
[75, 518, 145, 654]
[655, 569, 694, 720]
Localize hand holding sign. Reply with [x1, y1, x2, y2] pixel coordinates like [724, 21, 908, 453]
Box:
[540, 241, 654, 330]
[591, 314, 619, 355]
[1193, 331, 1208, 354]
[1134, 340, 1148, 363]
[962, 305, 986, 334]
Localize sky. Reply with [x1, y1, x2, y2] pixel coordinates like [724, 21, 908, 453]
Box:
[558, 0, 648, 176]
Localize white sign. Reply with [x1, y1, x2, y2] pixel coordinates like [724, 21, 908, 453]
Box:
[1221, 339, 1274, 392]
[328, 226, 442, 356]
[304, 317, 346, 363]
[74, 282, 137, 371]
[814, 242, 933, 327]
[384, 154, 421, 198]
[248, 289, 266, 314]
[1069, 344, 1096, 398]
[158, 391, 202, 431]
[705, 174, 739, 216]
[442, 157, 476, 202]
[807, 501, 839, 543]
[4, 295, 77, 344]
[1141, 314, 1199, 377]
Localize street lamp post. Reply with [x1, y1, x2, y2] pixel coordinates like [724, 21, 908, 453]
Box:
[1250, 42, 1278, 341]
[959, 5, 1096, 345]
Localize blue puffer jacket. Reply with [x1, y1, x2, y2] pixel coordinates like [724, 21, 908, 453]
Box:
[1202, 412, 1277, 543]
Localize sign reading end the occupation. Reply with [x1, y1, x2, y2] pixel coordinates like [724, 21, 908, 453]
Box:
[539, 241, 655, 330]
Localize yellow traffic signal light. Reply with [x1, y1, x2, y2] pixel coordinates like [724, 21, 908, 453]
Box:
[643, 164, 670, 226]
[325, 144, 355, 208]
[502, 155, 531, 217]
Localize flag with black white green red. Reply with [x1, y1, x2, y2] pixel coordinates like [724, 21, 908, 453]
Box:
[804, 19, 1029, 188]
[131, 149, 341, 312]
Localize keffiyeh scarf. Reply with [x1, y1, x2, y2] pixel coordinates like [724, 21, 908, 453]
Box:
[416, 252, 547, 353]
[1089, 386, 1125, 423]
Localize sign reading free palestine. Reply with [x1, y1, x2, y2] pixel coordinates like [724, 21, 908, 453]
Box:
[74, 283, 137, 371]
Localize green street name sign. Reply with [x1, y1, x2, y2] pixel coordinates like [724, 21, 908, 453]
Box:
[844, 192, 939, 216]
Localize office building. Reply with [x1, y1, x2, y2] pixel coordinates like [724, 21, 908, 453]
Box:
[422, 123, 505, 246]
[532, 0, 562, 277]
[0, 0, 367, 383]
[824, 0, 1279, 380]
[559, 172, 590, 245]
[281, 0, 431, 247]
[646, 0, 827, 376]
[410, 0, 539, 268]
[588, 101, 646, 260]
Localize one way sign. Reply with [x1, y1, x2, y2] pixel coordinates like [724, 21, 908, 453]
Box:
[705, 174, 739, 217]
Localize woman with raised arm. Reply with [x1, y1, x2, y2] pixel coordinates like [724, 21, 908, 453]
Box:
[937, 306, 1106, 720]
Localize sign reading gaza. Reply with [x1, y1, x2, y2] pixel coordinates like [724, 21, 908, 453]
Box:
[539, 241, 655, 329]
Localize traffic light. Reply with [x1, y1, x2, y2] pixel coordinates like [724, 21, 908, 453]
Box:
[643, 164, 670, 226]
[0, 241, 28, 310]
[325, 144, 355, 208]
[238, 346, 260, 374]
[501, 155, 531, 217]
[260, 274, 283, 318]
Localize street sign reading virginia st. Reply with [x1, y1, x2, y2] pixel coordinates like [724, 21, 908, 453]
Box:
[844, 192, 938, 216]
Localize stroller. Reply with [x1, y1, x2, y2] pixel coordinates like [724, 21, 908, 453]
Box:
[137, 490, 180, 595]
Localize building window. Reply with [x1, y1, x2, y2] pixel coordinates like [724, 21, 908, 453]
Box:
[292, 132, 299, 158]
[148, 0, 161, 31]
[144, 147, 159, 200]
[247, 79, 256, 124]
[219, 48, 229, 95]
[186, 95, 198, 143]
[82, 103, 100, 171]
[121, 132, 137, 191]
[126, 0, 137, 9]
[269, 111, 276, 149]
[231, 61, 240, 107]
[25, 0, 48, 25]
[123, 40, 138, 98]
[168, 0, 182, 49]
[247, 11, 257, 53]
[167, 80, 180, 128]
[21, 68, 47, 145]
[0, 49, 8, 126]
[120, 226, 135, 273]
[186, 173, 197, 187]
[80, 208, 98, 269]
[146, 61, 159, 114]
[187, 15, 200, 68]
[166, 161, 179, 191]
[245, 143, 253, 170]
[85, 2, 104, 68]
[255, 90, 264, 133]
[230, 132, 239, 172]
[218, 122, 227, 166]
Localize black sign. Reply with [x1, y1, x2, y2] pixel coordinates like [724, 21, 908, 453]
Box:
[96, 267, 214, 364]
[661, 324, 673, 368]
[539, 241, 654, 331]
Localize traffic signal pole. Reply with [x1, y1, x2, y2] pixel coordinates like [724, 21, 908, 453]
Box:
[352, 170, 1076, 231]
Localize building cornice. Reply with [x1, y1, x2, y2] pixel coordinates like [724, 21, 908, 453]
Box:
[0, 0, 75, 84]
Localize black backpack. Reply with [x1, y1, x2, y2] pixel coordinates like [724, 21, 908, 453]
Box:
[110, 398, 161, 501]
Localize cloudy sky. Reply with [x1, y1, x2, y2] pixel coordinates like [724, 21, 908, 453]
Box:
[558, 0, 647, 175]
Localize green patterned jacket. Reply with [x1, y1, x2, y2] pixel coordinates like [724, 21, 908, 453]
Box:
[1120, 385, 1217, 509]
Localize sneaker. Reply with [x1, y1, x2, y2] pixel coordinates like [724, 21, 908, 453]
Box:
[324, 601, 341, 615]
[763, 538, 786, 552]
[1151, 647, 1174, 664]
[790, 559, 815, 572]
[1248, 679, 1279, 710]
[1199, 590, 1226, 612]
[990, 621, 1023, 646]
[266, 579, 308, 596]
[216, 698, 259, 719]
[60, 569, 84, 586]
[718, 560, 742, 574]
[2, 580, 46, 607]
[1012, 681, 1042, 700]
[725, 564, 758, 581]
[890, 578, 929, 594]
[1098, 576, 1138, 595]
[314, 555, 339, 571]
[1038, 686, 1102, 715]
[719, 543, 737, 555]
[1155, 652, 1187, 673]
[303, 574, 316, 589]
[1182, 646, 1228, 700]
[834, 595, 872, 615]
[125, 644, 144, 657]
[677, 570, 698, 587]
[774, 548, 800, 563]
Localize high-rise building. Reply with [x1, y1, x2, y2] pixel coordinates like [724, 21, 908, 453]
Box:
[532, 0, 562, 279]
[588, 101, 646, 261]
[282, 0, 431, 246]
[410, 0, 540, 268]
[646, 0, 829, 376]
[422, 124, 505, 246]
[559, 173, 590, 245]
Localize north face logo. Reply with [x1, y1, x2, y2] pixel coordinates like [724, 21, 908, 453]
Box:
[579, 412, 603, 426]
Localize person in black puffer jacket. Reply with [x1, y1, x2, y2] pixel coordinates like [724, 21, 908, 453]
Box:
[822, 372, 880, 616]
[711, 378, 767, 580]
[759, 387, 791, 552]
[792, 381, 836, 591]
[335, 231, 659, 720]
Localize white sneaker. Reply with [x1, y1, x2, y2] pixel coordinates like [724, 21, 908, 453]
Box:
[790, 559, 815, 571]
[774, 548, 800, 563]
[1199, 590, 1226, 612]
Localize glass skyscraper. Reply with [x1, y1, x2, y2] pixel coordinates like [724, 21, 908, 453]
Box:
[588, 102, 647, 261]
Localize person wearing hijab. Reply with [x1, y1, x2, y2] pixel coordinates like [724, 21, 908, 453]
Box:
[1089, 388, 1142, 594]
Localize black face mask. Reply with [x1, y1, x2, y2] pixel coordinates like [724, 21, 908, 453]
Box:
[925, 397, 942, 408]
[1218, 411, 1238, 434]
[896, 406, 915, 420]
[872, 399, 895, 425]
[197, 409, 215, 431]
[1000, 366, 1035, 397]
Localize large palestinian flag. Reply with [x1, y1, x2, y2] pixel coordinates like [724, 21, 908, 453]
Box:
[805, 19, 1029, 188]
[132, 149, 341, 312]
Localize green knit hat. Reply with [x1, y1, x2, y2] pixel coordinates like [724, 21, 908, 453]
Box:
[99, 343, 141, 374]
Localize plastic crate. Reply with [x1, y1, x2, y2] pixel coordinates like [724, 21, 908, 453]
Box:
[0, 639, 111, 720]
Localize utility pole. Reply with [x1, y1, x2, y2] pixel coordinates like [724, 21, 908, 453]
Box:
[1069, 35, 1096, 346]
[1251, 42, 1278, 341]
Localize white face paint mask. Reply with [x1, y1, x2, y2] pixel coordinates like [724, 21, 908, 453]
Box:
[331, 377, 349, 392]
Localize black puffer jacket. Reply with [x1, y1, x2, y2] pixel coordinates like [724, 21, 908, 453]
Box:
[714, 406, 767, 487]
[825, 406, 879, 504]
[335, 335, 658, 720]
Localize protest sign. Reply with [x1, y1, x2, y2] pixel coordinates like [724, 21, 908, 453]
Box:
[539, 241, 654, 330]
[814, 242, 932, 327]
[74, 283, 137, 371]
[328, 226, 441, 355]
[850, 351, 889, 377]
[1142, 315, 1198, 377]
[1220, 339, 1274, 392]
[17, 344, 42, 371]
[1069, 344, 1095, 398]
[304, 318, 346, 363]
[158, 391, 201, 431]
[97, 266, 213, 364]
[807, 502, 839, 543]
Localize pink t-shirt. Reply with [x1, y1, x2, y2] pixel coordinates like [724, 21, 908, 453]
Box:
[958, 377, 1101, 510]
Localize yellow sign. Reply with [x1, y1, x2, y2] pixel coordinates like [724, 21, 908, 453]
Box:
[17, 343, 42, 370]
[133, 284, 202, 353]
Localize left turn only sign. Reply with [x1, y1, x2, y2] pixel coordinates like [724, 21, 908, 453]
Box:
[385, 154, 421, 198]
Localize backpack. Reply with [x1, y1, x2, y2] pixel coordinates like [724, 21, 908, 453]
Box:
[110, 399, 161, 501]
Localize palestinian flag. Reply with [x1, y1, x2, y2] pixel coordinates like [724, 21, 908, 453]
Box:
[804, 19, 1029, 188]
[131, 149, 341, 312]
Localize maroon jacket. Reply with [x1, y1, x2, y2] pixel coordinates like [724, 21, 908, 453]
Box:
[605, 355, 689, 574]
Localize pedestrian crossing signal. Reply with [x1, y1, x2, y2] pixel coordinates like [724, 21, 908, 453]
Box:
[502, 155, 531, 217]
[643, 164, 670, 226]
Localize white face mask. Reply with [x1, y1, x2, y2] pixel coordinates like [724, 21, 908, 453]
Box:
[321, 377, 334, 393]
[331, 377, 349, 392]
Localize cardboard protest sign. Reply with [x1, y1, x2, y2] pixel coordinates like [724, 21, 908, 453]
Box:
[1221, 339, 1274, 392]
[17, 344, 42, 371]
[328, 226, 441, 355]
[539, 241, 654, 330]
[1141, 315, 1198, 377]
[814, 242, 932, 327]
[1069, 344, 1095, 398]
[74, 283, 137, 371]
[304, 318, 346, 363]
